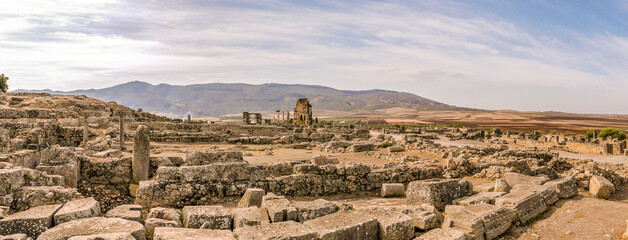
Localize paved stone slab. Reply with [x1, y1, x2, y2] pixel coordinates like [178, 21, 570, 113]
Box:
[37, 217, 146, 240]
[495, 191, 547, 225]
[261, 193, 297, 222]
[381, 183, 405, 198]
[543, 177, 578, 199]
[406, 179, 473, 211]
[182, 205, 232, 230]
[54, 197, 101, 225]
[510, 184, 559, 206]
[153, 227, 235, 240]
[294, 199, 339, 222]
[416, 228, 468, 240]
[106, 204, 142, 223]
[234, 221, 318, 240]
[303, 210, 379, 240]
[0, 204, 62, 238]
[232, 207, 270, 228]
[237, 188, 264, 208]
[503, 172, 549, 187]
[589, 175, 615, 199]
[453, 192, 506, 206]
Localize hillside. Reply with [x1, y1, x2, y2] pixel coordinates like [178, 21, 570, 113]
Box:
[20, 81, 455, 117]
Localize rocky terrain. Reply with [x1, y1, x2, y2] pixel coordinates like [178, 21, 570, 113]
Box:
[0, 92, 626, 240]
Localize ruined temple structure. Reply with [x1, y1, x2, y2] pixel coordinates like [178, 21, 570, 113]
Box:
[294, 98, 313, 126]
[242, 112, 263, 125]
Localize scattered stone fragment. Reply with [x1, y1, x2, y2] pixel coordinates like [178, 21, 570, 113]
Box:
[406, 179, 473, 211]
[232, 207, 270, 228]
[106, 204, 142, 223]
[381, 183, 405, 198]
[237, 188, 265, 208]
[153, 227, 236, 240]
[182, 205, 232, 230]
[261, 193, 298, 223]
[0, 204, 62, 238]
[543, 177, 578, 199]
[588, 175, 615, 199]
[234, 221, 318, 240]
[494, 179, 511, 193]
[37, 217, 146, 240]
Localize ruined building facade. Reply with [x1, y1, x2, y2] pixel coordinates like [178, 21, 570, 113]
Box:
[293, 98, 312, 125]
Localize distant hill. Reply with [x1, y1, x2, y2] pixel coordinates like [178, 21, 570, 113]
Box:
[18, 81, 457, 117]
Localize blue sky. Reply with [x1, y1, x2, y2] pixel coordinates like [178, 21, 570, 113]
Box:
[2, 0, 628, 114]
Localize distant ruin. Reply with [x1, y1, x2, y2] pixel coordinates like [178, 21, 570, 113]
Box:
[294, 98, 313, 126]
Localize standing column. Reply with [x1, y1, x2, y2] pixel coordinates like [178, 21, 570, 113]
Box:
[187, 114, 191, 123]
[119, 112, 126, 151]
[133, 125, 150, 183]
[82, 117, 88, 146]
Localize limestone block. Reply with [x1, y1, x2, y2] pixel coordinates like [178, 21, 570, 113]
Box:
[303, 211, 379, 240]
[54, 197, 101, 225]
[237, 188, 265, 208]
[503, 172, 549, 187]
[474, 183, 494, 193]
[0, 234, 29, 240]
[145, 207, 182, 236]
[293, 164, 320, 174]
[357, 207, 414, 240]
[185, 150, 244, 166]
[182, 205, 232, 230]
[106, 204, 142, 223]
[406, 179, 474, 211]
[453, 192, 506, 206]
[543, 177, 578, 199]
[495, 191, 547, 224]
[153, 227, 235, 240]
[234, 221, 318, 240]
[261, 193, 298, 222]
[388, 146, 404, 153]
[459, 204, 516, 240]
[416, 228, 468, 240]
[67, 233, 135, 240]
[381, 183, 405, 198]
[311, 155, 339, 165]
[37, 217, 145, 240]
[442, 210, 484, 240]
[144, 218, 180, 238]
[0, 204, 62, 238]
[494, 179, 511, 193]
[232, 207, 270, 229]
[392, 205, 440, 231]
[589, 175, 615, 199]
[294, 199, 339, 222]
[510, 184, 559, 206]
[350, 143, 374, 152]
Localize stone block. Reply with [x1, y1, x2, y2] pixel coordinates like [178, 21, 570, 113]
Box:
[357, 207, 414, 240]
[0, 234, 30, 240]
[303, 211, 379, 240]
[232, 207, 270, 228]
[106, 204, 142, 223]
[311, 155, 339, 165]
[494, 179, 511, 193]
[474, 183, 494, 193]
[416, 228, 468, 240]
[234, 221, 318, 240]
[294, 164, 319, 174]
[543, 177, 578, 199]
[589, 175, 615, 199]
[495, 191, 547, 224]
[392, 205, 440, 231]
[144, 218, 180, 238]
[0, 204, 62, 238]
[453, 192, 506, 206]
[67, 233, 135, 240]
[459, 204, 516, 240]
[503, 172, 549, 187]
[237, 188, 265, 208]
[381, 183, 405, 198]
[350, 143, 374, 152]
[442, 210, 484, 240]
[261, 193, 298, 222]
[185, 150, 244, 166]
[182, 205, 232, 230]
[406, 179, 473, 211]
[153, 227, 236, 240]
[54, 197, 101, 225]
[37, 217, 145, 240]
[510, 184, 558, 206]
[294, 199, 339, 222]
[145, 207, 182, 236]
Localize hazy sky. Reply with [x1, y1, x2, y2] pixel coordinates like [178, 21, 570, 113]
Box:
[2, 0, 628, 114]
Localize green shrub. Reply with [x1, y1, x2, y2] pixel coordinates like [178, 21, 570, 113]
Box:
[381, 142, 393, 148]
[591, 128, 626, 140]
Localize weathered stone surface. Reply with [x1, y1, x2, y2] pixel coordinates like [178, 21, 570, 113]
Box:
[182, 205, 232, 230]
[185, 150, 244, 166]
[311, 155, 339, 165]
[0, 234, 29, 240]
[144, 207, 182, 236]
[503, 172, 549, 187]
[357, 207, 414, 240]
[474, 183, 494, 193]
[381, 183, 405, 198]
[442, 209, 484, 240]
[106, 204, 142, 223]
[234, 221, 318, 240]
[406, 179, 473, 211]
[510, 184, 559, 206]
[416, 228, 468, 240]
[495, 191, 547, 224]
[589, 175, 615, 199]
[12, 186, 82, 212]
[543, 177, 578, 199]
[144, 218, 180, 238]
[303, 211, 379, 240]
[237, 188, 264, 208]
[459, 204, 516, 240]
[232, 207, 270, 229]
[494, 179, 511, 193]
[67, 233, 135, 240]
[54, 197, 101, 225]
[294, 199, 339, 222]
[392, 205, 440, 231]
[132, 125, 150, 183]
[350, 143, 374, 152]
[453, 192, 506, 206]
[0, 204, 62, 238]
[37, 217, 146, 240]
[623, 220, 628, 240]
[153, 227, 235, 240]
[261, 193, 297, 223]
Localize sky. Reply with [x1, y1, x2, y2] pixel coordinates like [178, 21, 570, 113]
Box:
[2, 0, 628, 114]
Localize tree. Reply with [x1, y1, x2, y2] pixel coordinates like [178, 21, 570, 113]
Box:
[597, 128, 626, 140]
[0, 74, 8, 93]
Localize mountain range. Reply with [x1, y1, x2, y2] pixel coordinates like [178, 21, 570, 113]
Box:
[18, 81, 457, 117]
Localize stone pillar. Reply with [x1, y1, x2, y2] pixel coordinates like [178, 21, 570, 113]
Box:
[282, 111, 285, 122]
[119, 112, 126, 151]
[82, 117, 88, 146]
[133, 125, 150, 183]
[286, 111, 290, 123]
[187, 114, 191, 123]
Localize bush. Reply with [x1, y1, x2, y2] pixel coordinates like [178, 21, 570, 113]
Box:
[381, 142, 393, 148]
[592, 128, 626, 140]
[585, 130, 595, 139]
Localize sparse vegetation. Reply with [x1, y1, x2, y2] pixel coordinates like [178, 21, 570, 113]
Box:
[586, 128, 626, 140]
[0, 74, 8, 93]
[381, 142, 393, 148]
